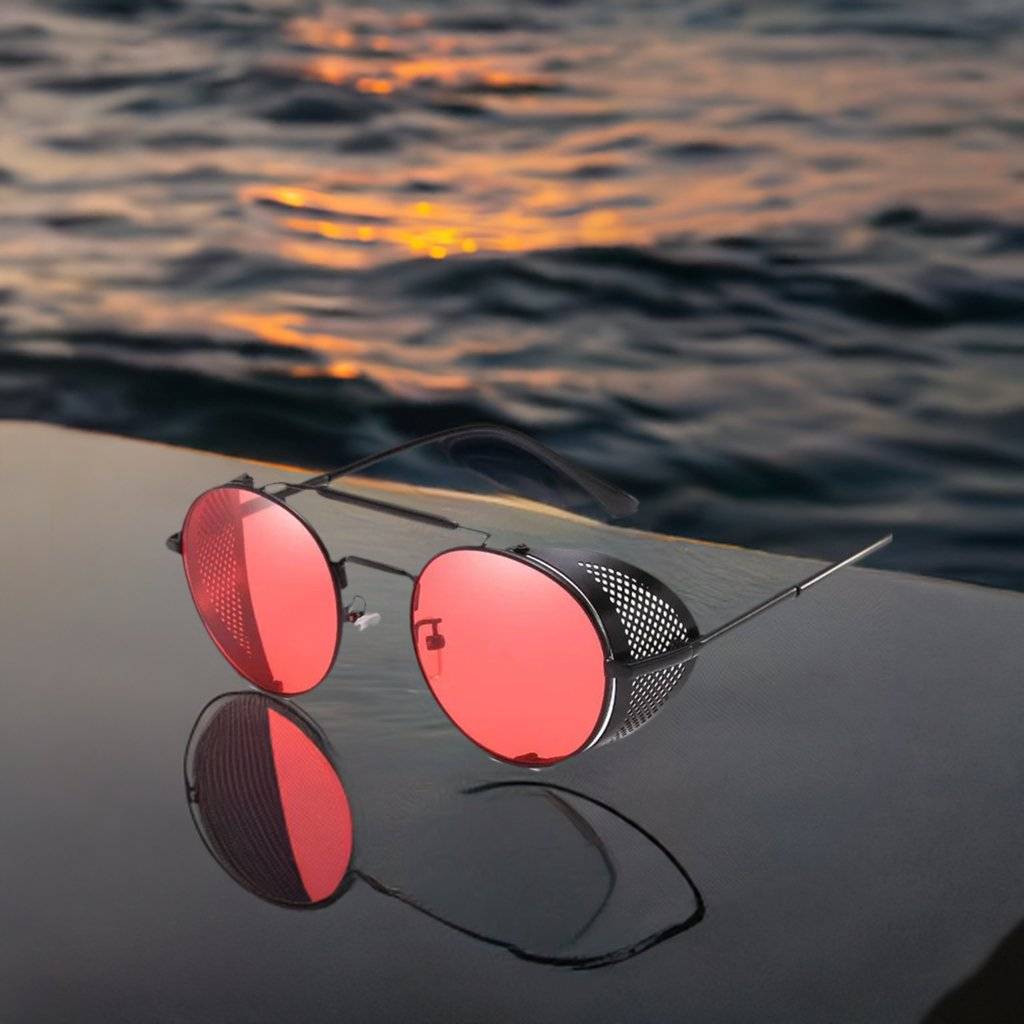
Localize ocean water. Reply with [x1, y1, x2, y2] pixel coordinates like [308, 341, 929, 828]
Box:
[0, 0, 1022, 589]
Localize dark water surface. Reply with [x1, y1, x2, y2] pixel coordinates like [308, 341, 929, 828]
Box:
[0, 0, 1022, 588]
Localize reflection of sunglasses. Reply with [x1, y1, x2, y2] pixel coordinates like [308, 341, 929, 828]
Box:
[167, 424, 891, 766]
[185, 692, 704, 969]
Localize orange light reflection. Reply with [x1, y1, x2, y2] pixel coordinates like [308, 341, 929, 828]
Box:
[218, 311, 368, 356]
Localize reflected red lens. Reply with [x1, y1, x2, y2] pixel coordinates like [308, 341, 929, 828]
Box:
[411, 549, 608, 765]
[181, 486, 338, 694]
[189, 694, 352, 906]
[267, 706, 353, 902]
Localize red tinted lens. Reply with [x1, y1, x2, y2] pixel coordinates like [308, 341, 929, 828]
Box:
[411, 549, 608, 765]
[181, 486, 338, 694]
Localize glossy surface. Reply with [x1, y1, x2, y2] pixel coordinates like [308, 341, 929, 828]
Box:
[2, 1, 1023, 589]
[2, 422, 1024, 1022]
[412, 548, 608, 765]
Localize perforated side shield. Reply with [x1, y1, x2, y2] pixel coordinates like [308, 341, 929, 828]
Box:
[523, 548, 699, 743]
[183, 487, 273, 682]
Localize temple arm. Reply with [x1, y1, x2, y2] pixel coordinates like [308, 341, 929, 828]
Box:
[168, 426, 637, 554]
[617, 534, 893, 681]
[281, 424, 640, 521]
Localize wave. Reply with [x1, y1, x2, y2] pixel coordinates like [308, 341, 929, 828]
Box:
[1, 0, 1022, 591]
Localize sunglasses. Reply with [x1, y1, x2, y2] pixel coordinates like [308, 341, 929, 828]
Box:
[167, 424, 891, 767]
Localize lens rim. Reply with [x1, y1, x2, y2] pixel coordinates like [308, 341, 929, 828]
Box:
[409, 546, 614, 768]
[180, 484, 342, 695]
[184, 691, 357, 910]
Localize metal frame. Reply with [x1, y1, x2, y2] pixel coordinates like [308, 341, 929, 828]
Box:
[167, 423, 893, 765]
[274, 422, 640, 520]
[612, 532, 893, 683]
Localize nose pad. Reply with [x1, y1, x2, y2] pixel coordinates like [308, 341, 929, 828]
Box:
[414, 618, 446, 679]
[344, 597, 381, 633]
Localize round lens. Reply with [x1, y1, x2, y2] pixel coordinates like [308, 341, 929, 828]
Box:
[181, 486, 339, 694]
[188, 693, 353, 907]
[411, 549, 608, 765]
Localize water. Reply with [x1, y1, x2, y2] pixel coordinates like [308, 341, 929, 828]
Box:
[1, 0, 1022, 589]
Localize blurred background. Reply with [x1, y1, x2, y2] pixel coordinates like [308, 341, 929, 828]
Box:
[0, 0, 1021, 589]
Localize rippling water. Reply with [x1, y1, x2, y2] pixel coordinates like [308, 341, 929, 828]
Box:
[1, 0, 1022, 588]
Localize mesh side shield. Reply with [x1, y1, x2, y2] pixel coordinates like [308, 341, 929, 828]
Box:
[578, 559, 695, 740]
[190, 695, 308, 904]
[186, 489, 273, 686]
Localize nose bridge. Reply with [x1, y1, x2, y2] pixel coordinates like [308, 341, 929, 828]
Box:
[334, 554, 417, 584]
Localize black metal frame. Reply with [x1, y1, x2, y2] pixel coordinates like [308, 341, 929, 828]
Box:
[166, 423, 639, 552]
[276, 422, 640, 519]
[168, 423, 893, 764]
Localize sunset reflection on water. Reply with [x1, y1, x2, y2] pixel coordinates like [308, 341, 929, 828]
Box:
[2, 1, 1023, 587]
[194, 4, 1024, 291]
